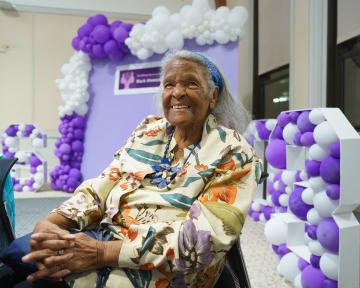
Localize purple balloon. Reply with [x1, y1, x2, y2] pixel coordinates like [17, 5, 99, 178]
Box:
[92, 25, 111, 43]
[320, 156, 340, 184]
[88, 14, 108, 26]
[29, 155, 42, 167]
[277, 113, 291, 128]
[271, 125, 284, 140]
[305, 160, 321, 177]
[293, 131, 302, 146]
[251, 211, 260, 221]
[92, 44, 107, 58]
[265, 139, 287, 169]
[59, 143, 71, 154]
[306, 224, 318, 240]
[71, 140, 84, 153]
[271, 190, 281, 206]
[272, 244, 279, 254]
[329, 142, 340, 159]
[297, 111, 316, 133]
[277, 244, 291, 258]
[72, 36, 81, 50]
[263, 206, 275, 220]
[74, 129, 84, 140]
[298, 258, 309, 271]
[69, 168, 81, 179]
[120, 22, 133, 32]
[113, 26, 128, 43]
[317, 218, 339, 253]
[73, 116, 86, 129]
[23, 124, 35, 137]
[5, 125, 18, 137]
[326, 184, 340, 200]
[310, 255, 320, 268]
[289, 111, 300, 123]
[289, 186, 313, 220]
[77, 23, 93, 37]
[278, 206, 288, 213]
[67, 176, 79, 187]
[301, 266, 326, 288]
[300, 132, 316, 147]
[79, 37, 89, 52]
[14, 183, 22, 192]
[110, 20, 123, 33]
[323, 279, 338, 288]
[295, 171, 302, 182]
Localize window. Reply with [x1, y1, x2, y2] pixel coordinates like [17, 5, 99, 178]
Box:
[336, 36, 360, 129]
[258, 65, 289, 119]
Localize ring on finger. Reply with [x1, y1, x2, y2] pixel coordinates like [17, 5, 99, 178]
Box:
[57, 249, 65, 256]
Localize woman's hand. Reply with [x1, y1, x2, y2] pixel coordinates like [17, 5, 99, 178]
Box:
[23, 232, 100, 282]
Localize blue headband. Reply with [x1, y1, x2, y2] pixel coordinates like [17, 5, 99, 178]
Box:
[195, 52, 223, 94]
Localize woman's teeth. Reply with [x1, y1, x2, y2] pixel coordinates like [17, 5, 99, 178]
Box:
[171, 105, 191, 109]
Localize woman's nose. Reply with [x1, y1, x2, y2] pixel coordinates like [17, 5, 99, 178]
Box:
[172, 84, 186, 98]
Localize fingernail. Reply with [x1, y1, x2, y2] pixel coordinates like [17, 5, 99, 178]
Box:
[27, 275, 34, 282]
[63, 269, 71, 276]
[22, 256, 29, 263]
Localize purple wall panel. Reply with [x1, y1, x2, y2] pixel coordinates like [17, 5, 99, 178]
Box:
[82, 40, 239, 179]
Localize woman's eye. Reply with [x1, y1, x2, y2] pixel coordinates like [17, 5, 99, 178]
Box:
[188, 81, 199, 88]
[164, 83, 174, 89]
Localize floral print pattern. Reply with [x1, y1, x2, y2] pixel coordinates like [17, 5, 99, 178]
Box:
[54, 114, 262, 287]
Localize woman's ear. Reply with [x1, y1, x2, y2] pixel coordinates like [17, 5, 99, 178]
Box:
[209, 87, 218, 110]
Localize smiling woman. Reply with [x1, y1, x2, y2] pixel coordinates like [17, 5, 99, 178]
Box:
[2, 50, 262, 288]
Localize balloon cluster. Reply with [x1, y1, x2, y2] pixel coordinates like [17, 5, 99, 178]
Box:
[244, 119, 276, 146]
[50, 115, 86, 193]
[2, 124, 46, 192]
[263, 109, 340, 287]
[72, 14, 133, 60]
[125, 0, 248, 60]
[56, 52, 92, 117]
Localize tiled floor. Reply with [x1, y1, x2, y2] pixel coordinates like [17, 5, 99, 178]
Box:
[241, 218, 293, 288]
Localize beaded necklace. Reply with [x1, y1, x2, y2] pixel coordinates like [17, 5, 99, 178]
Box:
[148, 127, 198, 188]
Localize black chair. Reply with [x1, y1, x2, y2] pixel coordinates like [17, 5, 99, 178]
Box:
[0, 157, 17, 254]
[215, 239, 251, 288]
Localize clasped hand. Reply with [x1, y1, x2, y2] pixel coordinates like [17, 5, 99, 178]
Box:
[22, 219, 102, 282]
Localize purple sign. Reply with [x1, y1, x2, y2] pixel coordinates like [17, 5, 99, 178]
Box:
[115, 62, 161, 95]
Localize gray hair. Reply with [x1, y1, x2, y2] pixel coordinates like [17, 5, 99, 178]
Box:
[158, 50, 251, 133]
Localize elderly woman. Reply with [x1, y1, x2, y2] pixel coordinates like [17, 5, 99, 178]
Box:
[9, 50, 262, 287]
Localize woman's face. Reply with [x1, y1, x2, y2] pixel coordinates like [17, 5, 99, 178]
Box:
[162, 58, 217, 129]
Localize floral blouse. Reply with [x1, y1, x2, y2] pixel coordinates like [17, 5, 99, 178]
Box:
[55, 114, 262, 288]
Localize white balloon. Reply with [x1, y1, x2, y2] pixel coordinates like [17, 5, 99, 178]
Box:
[4, 137, 18, 147]
[283, 123, 299, 145]
[279, 194, 289, 207]
[152, 42, 168, 54]
[8, 147, 15, 153]
[265, 119, 277, 131]
[152, 6, 171, 18]
[180, 5, 192, 18]
[285, 186, 293, 195]
[308, 176, 327, 192]
[22, 186, 30, 192]
[18, 124, 25, 131]
[264, 217, 288, 245]
[36, 165, 44, 172]
[307, 208, 322, 225]
[308, 240, 325, 256]
[20, 179, 26, 185]
[300, 171, 309, 180]
[304, 233, 312, 244]
[278, 252, 300, 282]
[313, 190, 339, 218]
[294, 273, 303, 288]
[215, 6, 230, 18]
[170, 13, 182, 28]
[309, 144, 328, 161]
[320, 253, 338, 280]
[204, 10, 215, 20]
[137, 48, 152, 60]
[282, 171, 297, 185]
[273, 180, 280, 190]
[214, 30, 230, 44]
[313, 121, 338, 148]
[301, 187, 315, 205]
[16, 131, 22, 137]
[230, 6, 248, 26]
[309, 109, 325, 125]
[184, 7, 202, 26]
[34, 173, 44, 183]
[251, 201, 261, 212]
[15, 151, 28, 162]
[259, 213, 266, 223]
[33, 182, 41, 190]
[165, 30, 184, 50]
[152, 13, 171, 33]
[195, 36, 206, 46]
[32, 138, 44, 149]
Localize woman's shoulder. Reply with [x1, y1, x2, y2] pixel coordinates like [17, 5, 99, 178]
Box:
[216, 124, 253, 153]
